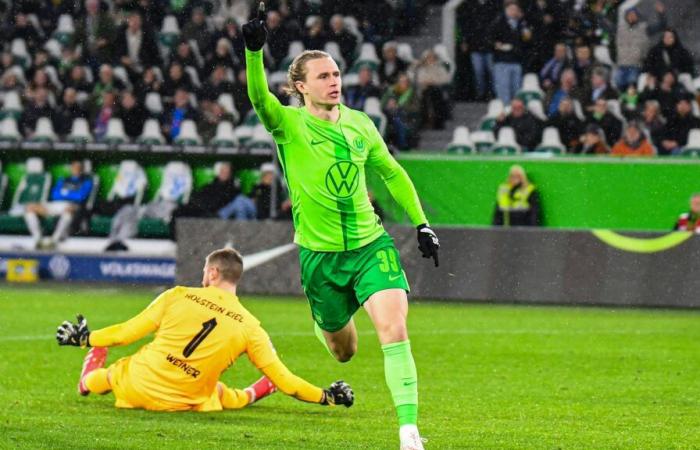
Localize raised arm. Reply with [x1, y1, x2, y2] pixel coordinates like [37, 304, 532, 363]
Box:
[243, 2, 285, 131]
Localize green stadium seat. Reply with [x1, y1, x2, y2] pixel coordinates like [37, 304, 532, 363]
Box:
[516, 73, 544, 103]
[173, 120, 202, 146]
[533, 127, 566, 155]
[159, 15, 180, 50]
[135, 161, 193, 238]
[680, 130, 700, 157]
[471, 130, 495, 153]
[491, 128, 522, 155]
[0, 158, 51, 234]
[446, 126, 474, 154]
[89, 160, 147, 236]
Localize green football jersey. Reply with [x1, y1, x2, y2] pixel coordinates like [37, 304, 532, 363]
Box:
[246, 49, 427, 251]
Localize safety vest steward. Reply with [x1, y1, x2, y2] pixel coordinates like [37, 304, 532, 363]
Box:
[497, 183, 536, 211]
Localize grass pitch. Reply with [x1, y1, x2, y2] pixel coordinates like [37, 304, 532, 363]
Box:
[0, 285, 699, 449]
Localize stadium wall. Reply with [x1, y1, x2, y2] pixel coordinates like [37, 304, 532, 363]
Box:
[176, 220, 700, 308]
[369, 155, 700, 231]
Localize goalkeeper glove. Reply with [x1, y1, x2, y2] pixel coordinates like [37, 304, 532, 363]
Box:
[321, 380, 354, 407]
[56, 314, 91, 348]
[417, 223, 440, 267]
[242, 2, 268, 51]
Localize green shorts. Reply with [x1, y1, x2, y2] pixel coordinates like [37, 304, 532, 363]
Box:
[299, 232, 410, 332]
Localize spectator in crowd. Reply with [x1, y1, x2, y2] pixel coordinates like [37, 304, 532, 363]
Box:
[653, 70, 688, 119]
[615, 1, 667, 90]
[494, 98, 543, 151]
[181, 7, 213, 58]
[172, 40, 201, 73]
[644, 28, 696, 78]
[611, 121, 655, 157]
[92, 90, 117, 140]
[661, 95, 700, 155]
[54, 88, 88, 136]
[546, 68, 582, 118]
[547, 96, 584, 151]
[162, 62, 194, 99]
[251, 163, 291, 220]
[25, 68, 57, 100]
[90, 64, 125, 109]
[303, 16, 327, 51]
[217, 169, 257, 221]
[415, 49, 451, 129]
[8, 13, 41, 53]
[641, 100, 666, 151]
[489, 0, 532, 103]
[524, 0, 565, 71]
[378, 41, 408, 87]
[456, 0, 500, 101]
[21, 87, 53, 136]
[198, 101, 235, 143]
[572, 44, 595, 89]
[134, 66, 162, 101]
[24, 159, 93, 249]
[162, 88, 198, 141]
[200, 65, 235, 102]
[232, 68, 252, 121]
[382, 72, 420, 150]
[493, 164, 540, 227]
[577, 123, 610, 154]
[328, 14, 357, 66]
[344, 66, 381, 111]
[540, 42, 570, 92]
[116, 91, 148, 140]
[586, 98, 622, 146]
[76, 0, 116, 70]
[214, 1, 250, 30]
[206, 38, 239, 75]
[619, 84, 640, 119]
[0, 71, 22, 97]
[115, 11, 161, 78]
[584, 67, 618, 107]
[214, 19, 246, 64]
[170, 161, 242, 237]
[266, 10, 297, 68]
[674, 193, 700, 233]
[63, 65, 93, 94]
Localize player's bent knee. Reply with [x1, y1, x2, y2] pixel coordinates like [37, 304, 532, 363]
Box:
[376, 323, 408, 344]
[330, 343, 357, 363]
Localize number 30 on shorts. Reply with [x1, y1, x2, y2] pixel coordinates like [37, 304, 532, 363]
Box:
[376, 249, 399, 273]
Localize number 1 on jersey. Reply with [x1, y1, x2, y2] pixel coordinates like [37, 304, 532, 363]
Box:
[183, 318, 218, 357]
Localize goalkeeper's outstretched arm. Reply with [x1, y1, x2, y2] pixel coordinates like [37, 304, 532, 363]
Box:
[56, 311, 158, 348]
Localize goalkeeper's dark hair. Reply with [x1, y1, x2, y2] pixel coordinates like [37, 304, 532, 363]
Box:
[284, 50, 333, 105]
[206, 248, 243, 284]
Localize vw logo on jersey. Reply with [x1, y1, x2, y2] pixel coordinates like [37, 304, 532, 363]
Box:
[325, 160, 360, 198]
[353, 136, 366, 152]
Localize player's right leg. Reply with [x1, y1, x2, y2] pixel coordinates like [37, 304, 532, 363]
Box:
[315, 319, 358, 363]
[78, 347, 109, 395]
[218, 376, 276, 409]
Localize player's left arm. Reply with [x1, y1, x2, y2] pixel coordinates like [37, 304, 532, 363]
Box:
[365, 118, 440, 266]
[56, 290, 169, 348]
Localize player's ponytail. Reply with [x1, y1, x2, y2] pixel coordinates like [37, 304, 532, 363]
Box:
[284, 50, 332, 106]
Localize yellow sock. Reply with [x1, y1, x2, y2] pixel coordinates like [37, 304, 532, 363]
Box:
[218, 382, 251, 409]
[84, 368, 111, 394]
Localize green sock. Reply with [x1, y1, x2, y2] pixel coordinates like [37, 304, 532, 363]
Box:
[382, 340, 418, 426]
[314, 322, 333, 356]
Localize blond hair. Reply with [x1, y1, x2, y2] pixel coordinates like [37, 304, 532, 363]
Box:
[205, 248, 243, 284]
[283, 50, 333, 105]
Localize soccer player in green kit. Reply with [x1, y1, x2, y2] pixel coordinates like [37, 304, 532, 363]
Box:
[243, 4, 439, 449]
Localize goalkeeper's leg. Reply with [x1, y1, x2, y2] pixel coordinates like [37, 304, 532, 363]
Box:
[218, 376, 276, 409]
[364, 289, 423, 450]
[78, 347, 109, 396]
[83, 369, 111, 394]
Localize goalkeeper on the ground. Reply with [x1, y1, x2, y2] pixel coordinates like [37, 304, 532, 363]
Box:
[55, 248, 353, 412]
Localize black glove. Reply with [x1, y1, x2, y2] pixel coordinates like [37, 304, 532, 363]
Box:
[321, 380, 354, 407]
[417, 223, 440, 267]
[242, 1, 267, 51]
[56, 314, 91, 347]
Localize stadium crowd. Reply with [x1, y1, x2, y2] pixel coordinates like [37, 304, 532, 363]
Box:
[454, 0, 700, 156]
[0, 0, 443, 151]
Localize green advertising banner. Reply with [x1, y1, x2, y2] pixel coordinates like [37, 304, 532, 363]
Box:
[369, 154, 700, 231]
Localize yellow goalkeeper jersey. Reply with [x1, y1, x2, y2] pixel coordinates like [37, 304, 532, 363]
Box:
[89, 286, 279, 410]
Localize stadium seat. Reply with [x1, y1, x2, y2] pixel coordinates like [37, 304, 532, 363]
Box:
[535, 127, 566, 154]
[607, 99, 626, 123]
[693, 76, 700, 93]
[103, 118, 129, 144]
[112, 66, 132, 89]
[159, 15, 180, 49]
[637, 72, 649, 93]
[594, 45, 615, 69]
[280, 41, 305, 71]
[446, 126, 474, 154]
[492, 127, 521, 154]
[187, 39, 205, 68]
[53, 14, 75, 46]
[44, 66, 63, 91]
[0, 163, 6, 211]
[471, 130, 495, 153]
[480, 99, 504, 131]
[247, 124, 275, 151]
[1, 91, 24, 120]
[31, 117, 57, 142]
[343, 16, 364, 46]
[138, 119, 166, 145]
[517, 73, 544, 103]
[11, 38, 31, 68]
[0, 118, 22, 142]
[90, 160, 147, 235]
[364, 97, 387, 136]
[396, 42, 416, 65]
[527, 99, 547, 121]
[44, 39, 62, 59]
[0, 158, 51, 235]
[324, 41, 347, 72]
[433, 44, 455, 80]
[243, 110, 261, 127]
[185, 66, 202, 89]
[678, 73, 694, 93]
[145, 92, 164, 116]
[211, 121, 236, 148]
[350, 43, 380, 73]
[234, 125, 254, 146]
[217, 94, 240, 124]
[138, 161, 193, 238]
[573, 99, 586, 121]
[680, 129, 700, 156]
[174, 120, 202, 145]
